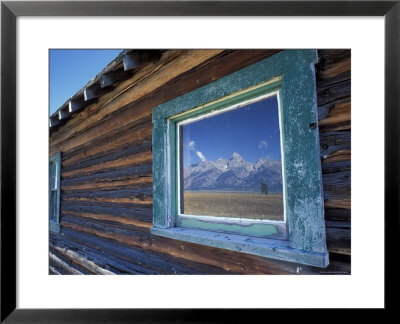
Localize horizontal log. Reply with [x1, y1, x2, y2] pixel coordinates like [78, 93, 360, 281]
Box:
[324, 199, 351, 209]
[62, 150, 152, 179]
[317, 79, 351, 106]
[101, 68, 133, 88]
[322, 170, 351, 193]
[62, 187, 152, 199]
[322, 150, 351, 163]
[61, 175, 152, 192]
[51, 234, 157, 274]
[49, 264, 67, 275]
[322, 170, 351, 209]
[62, 197, 152, 206]
[61, 187, 153, 205]
[318, 100, 350, 125]
[61, 203, 152, 223]
[317, 49, 350, 69]
[324, 208, 351, 222]
[61, 228, 230, 274]
[49, 266, 62, 275]
[321, 160, 351, 174]
[60, 164, 152, 187]
[61, 210, 151, 229]
[60, 199, 152, 209]
[317, 57, 351, 81]
[316, 70, 351, 90]
[49, 246, 93, 274]
[62, 119, 152, 168]
[62, 141, 152, 174]
[326, 227, 351, 255]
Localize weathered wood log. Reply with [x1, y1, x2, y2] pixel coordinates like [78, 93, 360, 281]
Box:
[49, 266, 62, 275]
[317, 50, 350, 70]
[321, 160, 351, 174]
[61, 119, 152, 168]
[61, 210, 152, 229]
[316, 70, 351, 89]
[63, 140, 152, 174]
[50, 242, 116, 275]
[101, 68, 133, 88]
[317, 79, 351, 106]
[322, 170, 351, 209]
[49, 49, 222, 150]
[61, 175, 152, 192]
[319, 131, 351, 160]
[324, 208, 351, 222]
[326, 226, 351, 255]
[61, 203, 152, 223]
[49, 252, 85, 275]
[60, 164, 152, 186]
[50, 246, 94, 275]
[62, 150, 152, 179]
[318, 100, 350, 125]
[51, 234, 158, 274]
[317, 57, 351, 81]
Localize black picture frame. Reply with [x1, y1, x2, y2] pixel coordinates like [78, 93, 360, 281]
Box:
[1, 0, 398, 322]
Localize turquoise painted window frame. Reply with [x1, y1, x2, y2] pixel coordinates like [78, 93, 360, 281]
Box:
[49, 152, 61, 233]
[174, 80, 288, 240]
[152, 50, 329, 268]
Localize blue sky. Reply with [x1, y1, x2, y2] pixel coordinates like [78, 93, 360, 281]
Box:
[49, 49, 122, 116]
[182, 95, 282, 167]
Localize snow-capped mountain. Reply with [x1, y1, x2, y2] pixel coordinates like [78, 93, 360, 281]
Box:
[183, 152, 283, 192]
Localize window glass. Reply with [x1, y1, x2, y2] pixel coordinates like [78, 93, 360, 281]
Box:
[179, 94, 284, 222]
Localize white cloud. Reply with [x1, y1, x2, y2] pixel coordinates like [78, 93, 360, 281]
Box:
[188, 140, 196, 150]
[258, 140, 268, 149]
[196, 151, 206, 162]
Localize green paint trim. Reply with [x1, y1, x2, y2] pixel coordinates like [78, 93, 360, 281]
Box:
[179, 217, 278, 238]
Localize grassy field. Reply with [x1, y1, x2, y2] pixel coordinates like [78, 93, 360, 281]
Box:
[182, 191, 284, 221]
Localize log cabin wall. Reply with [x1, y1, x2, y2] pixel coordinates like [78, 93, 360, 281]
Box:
[49, 49, 351, 275]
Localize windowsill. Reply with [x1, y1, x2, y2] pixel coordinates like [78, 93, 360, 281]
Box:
[151, 226, 329, 268]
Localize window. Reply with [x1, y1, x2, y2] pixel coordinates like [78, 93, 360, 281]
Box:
[152, 50, 329, 268]
[49, 152, 61, 233]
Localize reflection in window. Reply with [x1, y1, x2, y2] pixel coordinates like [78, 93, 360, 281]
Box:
[179, 94, 284, 221]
